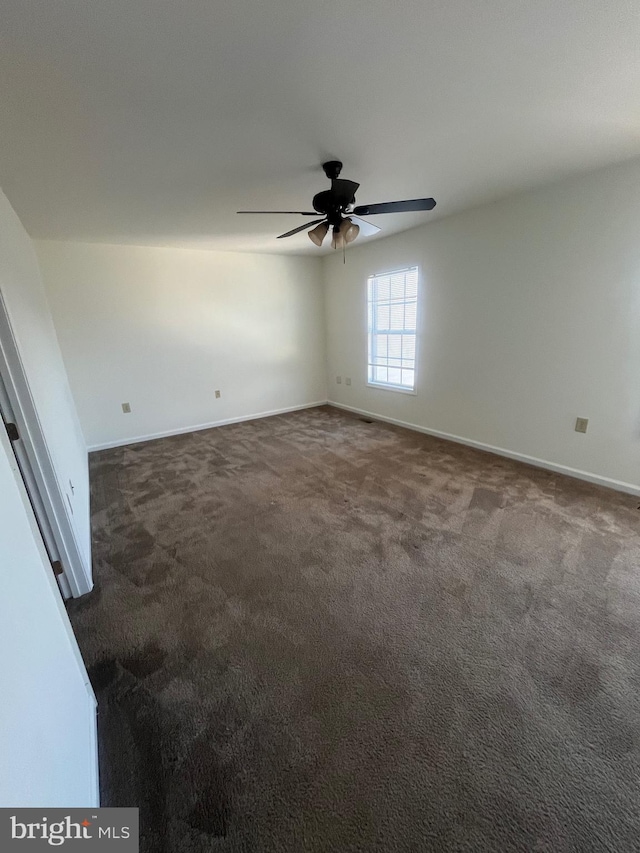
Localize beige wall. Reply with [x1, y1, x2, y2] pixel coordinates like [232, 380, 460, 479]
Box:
[37, 241, 326, 449]
[0, 190, 91, 574]
[323, 159, 640, 492]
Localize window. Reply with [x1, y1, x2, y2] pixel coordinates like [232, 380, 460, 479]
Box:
[367, 266, 418, 392]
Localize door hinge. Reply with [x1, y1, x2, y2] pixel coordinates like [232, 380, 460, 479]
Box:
[5, 422, 19, 442]
[51, 560, 63, 577]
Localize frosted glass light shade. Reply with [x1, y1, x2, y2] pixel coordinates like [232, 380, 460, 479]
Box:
[308, 222, 329, 246]
[345, 222, 359, 243]
[331, 229, 345, 250]
[339, 217, 359, 244]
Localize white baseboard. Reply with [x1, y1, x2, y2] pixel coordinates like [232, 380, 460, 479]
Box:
[328, 401, 640, 497]
[88, 691, 100, 807]
[88, 400, 328, 452]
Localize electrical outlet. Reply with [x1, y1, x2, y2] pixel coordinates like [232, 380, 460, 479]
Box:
[336, 376, 342, 384]
[215, 389, 221, 399]
[121, 402, 131, 413]
[345, 377, 351, 386]
[575, 417, 589, 433]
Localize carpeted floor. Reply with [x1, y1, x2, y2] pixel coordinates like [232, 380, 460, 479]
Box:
[69, 405, 640, 852]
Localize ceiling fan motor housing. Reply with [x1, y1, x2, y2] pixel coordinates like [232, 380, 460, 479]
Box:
[313, 162, 359, 226]
[312, 190, 343, 223]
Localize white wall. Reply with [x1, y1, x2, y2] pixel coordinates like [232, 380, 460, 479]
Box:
[324, 159, 640, 492]
[0, 425, 97, 806]
[0, 190, 92, 578]
[36, 242, 326, 450]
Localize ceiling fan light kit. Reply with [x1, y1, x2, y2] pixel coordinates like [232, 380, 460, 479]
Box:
[238, 160, 436, 256]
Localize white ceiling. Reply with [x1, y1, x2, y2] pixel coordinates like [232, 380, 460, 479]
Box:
[1, 0, 639, 255]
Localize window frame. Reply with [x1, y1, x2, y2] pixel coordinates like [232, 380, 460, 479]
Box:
[366, 265, 420, 395]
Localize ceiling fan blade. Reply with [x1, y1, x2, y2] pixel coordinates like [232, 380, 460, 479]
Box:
[277, 218, 326, 239]
[350, 216, 381, 237]
[237, 210, 319, 215]
[353, 198, 436, 215]
[331, 179, 360, 207]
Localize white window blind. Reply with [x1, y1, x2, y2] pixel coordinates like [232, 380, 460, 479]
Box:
[367, 266, 418, 391]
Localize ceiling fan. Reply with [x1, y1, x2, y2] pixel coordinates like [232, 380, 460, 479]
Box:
[237, 160, 436, 250]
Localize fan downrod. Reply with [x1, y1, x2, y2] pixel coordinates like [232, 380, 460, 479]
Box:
[322, 160, 343, 180]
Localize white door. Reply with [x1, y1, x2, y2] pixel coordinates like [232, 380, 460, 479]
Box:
[0, 422, 98, 806]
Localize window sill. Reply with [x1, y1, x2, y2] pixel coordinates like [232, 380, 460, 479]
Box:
[367, 382, 417, 396]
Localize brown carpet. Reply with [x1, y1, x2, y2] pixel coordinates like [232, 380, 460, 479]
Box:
[69, 405, 640, 852]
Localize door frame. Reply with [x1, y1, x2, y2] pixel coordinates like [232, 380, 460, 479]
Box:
[0, 371, 73, 599]
[0, 289, 92, 597]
